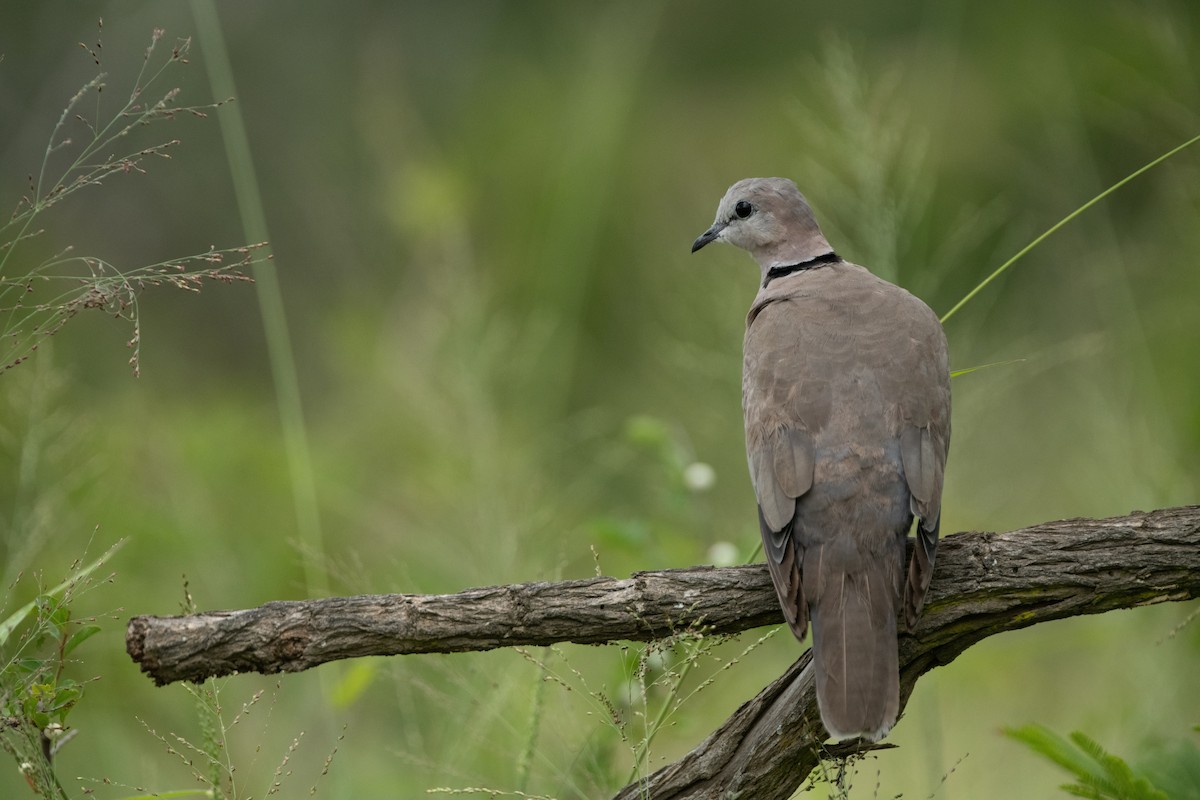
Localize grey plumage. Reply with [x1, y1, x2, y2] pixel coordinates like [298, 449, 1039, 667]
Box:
[692, 178, 950, 742]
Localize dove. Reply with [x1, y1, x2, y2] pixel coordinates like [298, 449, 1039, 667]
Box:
[692, 177, 950, 741]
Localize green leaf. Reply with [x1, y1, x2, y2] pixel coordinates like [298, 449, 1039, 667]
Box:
[64, 624, 101, 655]
[1007, 724, 1100, 780]
[34, 595, 61, 637]
[49, 603, 71, 631]
[49, 685, 82, 718]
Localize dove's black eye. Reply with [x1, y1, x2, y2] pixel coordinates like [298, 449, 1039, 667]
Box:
[734, 200, 754, 219]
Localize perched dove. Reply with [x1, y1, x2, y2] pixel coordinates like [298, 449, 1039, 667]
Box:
[692, 178, 950, 742]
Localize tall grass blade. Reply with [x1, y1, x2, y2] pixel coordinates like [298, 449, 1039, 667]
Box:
[189, 0, 328, 599]
[940, 132, 1200, 325]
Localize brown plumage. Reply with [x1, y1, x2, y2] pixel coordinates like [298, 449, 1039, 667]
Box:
[692, 178, 950, 741]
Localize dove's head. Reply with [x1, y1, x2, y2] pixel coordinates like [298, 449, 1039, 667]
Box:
[691, 177, 833, 273]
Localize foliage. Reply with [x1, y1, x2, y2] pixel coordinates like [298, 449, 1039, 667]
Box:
[1005, 723, 1200, 800]
[0, 541, 121, 798]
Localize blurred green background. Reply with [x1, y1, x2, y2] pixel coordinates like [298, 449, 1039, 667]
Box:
[2, 1, 1198, 797]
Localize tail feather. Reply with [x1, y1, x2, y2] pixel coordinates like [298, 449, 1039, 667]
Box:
[808, 549, 900, 742]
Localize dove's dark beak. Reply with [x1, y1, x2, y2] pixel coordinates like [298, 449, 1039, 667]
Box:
[691, 221, 726, 253]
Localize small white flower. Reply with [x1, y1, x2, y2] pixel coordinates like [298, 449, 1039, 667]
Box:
[683, 462, 716, 492]
[707, 541, 739, 567]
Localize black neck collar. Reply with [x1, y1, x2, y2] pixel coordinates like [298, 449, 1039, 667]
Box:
[762, 251, 840, 287]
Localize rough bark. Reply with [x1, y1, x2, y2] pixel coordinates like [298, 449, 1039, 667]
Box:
[126, 564, 780, 685]
[125, 506, 1200, 798]
[613, 505, 1200, 799]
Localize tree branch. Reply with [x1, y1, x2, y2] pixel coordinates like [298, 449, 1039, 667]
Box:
[126, 561, 781, 685]
[613, 505, 1200, 799]
[125, 506, 1200, 797]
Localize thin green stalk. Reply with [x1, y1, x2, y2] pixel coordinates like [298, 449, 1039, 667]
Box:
[627, 532, 774, 786]
[515, 647, 550, 793]
[189, 1, 328, 600]
[940, 132, 1200, 325]
[627, 644, 697, 786]
[2, 35, 200, 276]
[950, 358, 1027, 378]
